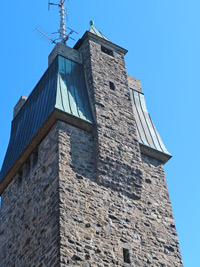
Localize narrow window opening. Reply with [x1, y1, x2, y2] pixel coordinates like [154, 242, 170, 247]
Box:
[18, 171, 22, 179]
[33, 151, 38, 166]
[23, 163, 30, 178]
[17, 171, 23, 186]
[101, 46, 113, 56]
[30, 151, 38, 170]
[109, 81, 115, 90]
[123, 248, 131, 263]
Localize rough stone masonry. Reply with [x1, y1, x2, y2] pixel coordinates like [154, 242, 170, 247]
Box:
[0, 28, 183, 266]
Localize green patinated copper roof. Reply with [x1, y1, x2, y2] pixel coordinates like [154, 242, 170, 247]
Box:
[130, 88, 172, 163]
[0, 55, 94, 181]
[56, 56, 94, 121]
[89, 25, 109, 41]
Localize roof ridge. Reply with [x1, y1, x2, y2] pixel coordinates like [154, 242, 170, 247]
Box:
[89, 24, 109, 41]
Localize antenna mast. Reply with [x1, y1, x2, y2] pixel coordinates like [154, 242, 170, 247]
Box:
[49, 0, 67, 43]
[59, 0, 66, 43]
[36, 0, 77, 45]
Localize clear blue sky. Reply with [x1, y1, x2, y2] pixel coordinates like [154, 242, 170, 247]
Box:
[0, 1, 199, 265]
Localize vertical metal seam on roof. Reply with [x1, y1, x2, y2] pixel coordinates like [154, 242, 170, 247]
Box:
[146, 111, 164, 153]
[131, 90, 149, 145]
[132, 90, 151, 146]
[149, 114, 169, 154]
[130, 89, 144, 144]
[63, 57, 73, 114]
[58, 73, 66, 112]
[73, 63, 86, 120]
[138, 93, 157, 150]
[71, 61, 81, 118]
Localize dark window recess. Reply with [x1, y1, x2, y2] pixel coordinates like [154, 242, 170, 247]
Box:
[17, 172, 23, 186]
[32, 152, 38, 166]
[101, 46, 113, 56]
[109, 81, 115, 90]
[123, 248, 131, 263]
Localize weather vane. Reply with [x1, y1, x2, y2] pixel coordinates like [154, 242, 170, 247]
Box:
[36, 0, 78, 45]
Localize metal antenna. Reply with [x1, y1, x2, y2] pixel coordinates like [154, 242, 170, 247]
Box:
[35, 28, 56, 44]
[60, 0, 66, 42]
[48, 0, 66, 43]
[48, 0, 77, 44]
[36, 0, 78, 45]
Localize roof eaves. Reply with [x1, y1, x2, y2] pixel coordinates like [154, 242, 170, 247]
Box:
[140, 143, 172, 164]
[74, 31, 128, 55]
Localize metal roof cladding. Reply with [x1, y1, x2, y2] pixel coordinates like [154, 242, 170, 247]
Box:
[89, 21, 109, 41]
[0, 55, 94, 182]
[130, 88, 172, 163]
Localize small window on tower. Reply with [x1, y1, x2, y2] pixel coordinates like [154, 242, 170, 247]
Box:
[101, 46, 114, 56]
[32, 151, 38, 167]
[123, 248, 131, 263]
[109, 81, 115, 90]
[17, 171, 23, 186]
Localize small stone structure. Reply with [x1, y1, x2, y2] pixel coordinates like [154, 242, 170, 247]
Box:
[0, 26, 183, 266]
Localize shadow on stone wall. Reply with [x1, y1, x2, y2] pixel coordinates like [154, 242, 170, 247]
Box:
[141, 154, 163, 168]
[69, 132, 144, 201]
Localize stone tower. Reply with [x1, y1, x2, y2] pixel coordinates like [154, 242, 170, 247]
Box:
[0, 24, 183, 266]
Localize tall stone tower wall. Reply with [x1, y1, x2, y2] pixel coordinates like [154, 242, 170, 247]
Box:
[0, 124, 60, 266]
[80, 37, 143, 201]
[0, 30, 183, 266]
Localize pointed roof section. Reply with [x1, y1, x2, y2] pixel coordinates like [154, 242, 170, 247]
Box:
[89, 20, 109, 41]
[74, 21, 127, 55]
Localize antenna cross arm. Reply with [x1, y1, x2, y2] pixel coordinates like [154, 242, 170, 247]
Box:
[49, 3, 59, 6]
[35, 28, 56, 44]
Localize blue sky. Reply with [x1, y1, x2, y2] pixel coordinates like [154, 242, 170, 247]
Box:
[0, 1, 199, 265]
